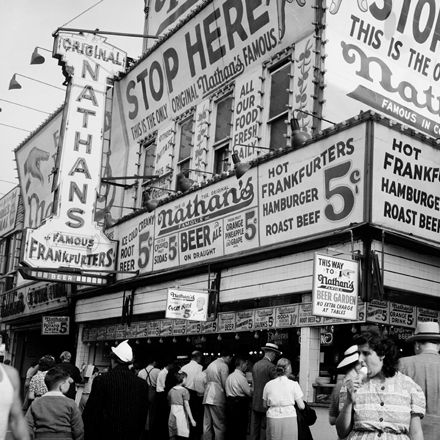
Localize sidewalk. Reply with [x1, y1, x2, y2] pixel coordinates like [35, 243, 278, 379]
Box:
[310, 406, 338, 440]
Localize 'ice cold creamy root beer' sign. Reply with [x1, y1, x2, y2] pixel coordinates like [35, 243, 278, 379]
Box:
[312, 253, 359, 320]
[21, 33, 125, 276]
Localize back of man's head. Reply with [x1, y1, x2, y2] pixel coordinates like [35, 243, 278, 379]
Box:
[191, 351, 202, 362]
[45, 366, 70, 391]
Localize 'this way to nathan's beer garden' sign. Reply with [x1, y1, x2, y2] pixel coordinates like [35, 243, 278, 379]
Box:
[312, 253, 359, 321]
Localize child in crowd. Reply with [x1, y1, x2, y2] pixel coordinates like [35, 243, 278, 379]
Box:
[168, 371, 196, 440]
[26, 366, 84, 440]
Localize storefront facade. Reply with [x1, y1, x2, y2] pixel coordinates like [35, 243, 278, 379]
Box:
[3, 3, 440, 439]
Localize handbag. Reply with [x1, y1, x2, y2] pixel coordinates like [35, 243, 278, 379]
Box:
[295, 402, 317, 440]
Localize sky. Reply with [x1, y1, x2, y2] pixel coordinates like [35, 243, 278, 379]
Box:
[0, 0, 145, 197]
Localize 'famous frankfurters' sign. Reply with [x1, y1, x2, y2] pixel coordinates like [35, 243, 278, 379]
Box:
[21, 33, 124, 275]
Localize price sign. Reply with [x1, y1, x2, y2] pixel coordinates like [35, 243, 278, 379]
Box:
[218, 313, 236, 333]
[115, 324, 126, 339]
[148, 321, 160, 337]
[275, 305, 299, 328]
[417, 307, 440, 323]
[173, 319, 187, 335]
[201, 319, 217, 333]
[160, 319, 173, 336]
[136, 322, 148, 338]
[42, 316, 70, 335]
[125, 325, 137, 338]
[366, 300, 389, 324]
[82, 327, 90, 341]
[186, 321, 201, 334]
[298, 304, 323, 326]
[254, 308, 275, 330]
[106, 325, 116, 340]
[389, 302, 416, 328]
[236, 310, 254, 331]
[97, 327, 107, 340]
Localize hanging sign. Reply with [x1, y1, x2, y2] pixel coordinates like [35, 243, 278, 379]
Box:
[366, 300, 389, 324]
[165, 288, 209, 321]
[312, 253, 359, 320]
[41, 316, 70, 335]
[20, 32, 125, 278]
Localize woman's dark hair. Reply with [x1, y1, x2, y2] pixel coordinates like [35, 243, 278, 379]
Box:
[275, 357, 291, 378]
[353, 331, 399, 377]
[38, 355, 56, 372]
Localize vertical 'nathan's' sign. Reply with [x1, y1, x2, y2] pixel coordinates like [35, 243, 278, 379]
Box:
[21, 33, 126, 275]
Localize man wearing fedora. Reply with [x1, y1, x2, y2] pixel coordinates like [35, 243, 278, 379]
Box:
[82, 340, 149, 440]
[398, 321, 440, 440]
[251, 343, 280, 440]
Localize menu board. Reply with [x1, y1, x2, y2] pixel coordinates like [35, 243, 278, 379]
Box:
[389, 302, 416, 329]
[82, 327, 90, 342]
[218, 313, 236, 333]
[254, 308, 275, 331]
[275, 305, 299, 328]
[115, 324, 126, 339]
[160, 319, 173, 336]
[148, 321, 160, 337]
[172, 319, 187, 336]
[106, 325, 116, 340]
[417, 307, 440, 323]
[136, 322, 148, 338]
[236, 310, 254, 332]
[366, 300, 389, 324]
[80, 301, 437, 343]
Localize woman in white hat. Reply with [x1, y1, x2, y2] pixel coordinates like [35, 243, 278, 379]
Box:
[328, 345, 362, 438]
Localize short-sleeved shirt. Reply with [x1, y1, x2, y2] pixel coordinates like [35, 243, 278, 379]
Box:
[263, 376, 303, 419]
[347, 371, 425, 439]
[29, 371, 49, 397]
[168, 385, 190, 406]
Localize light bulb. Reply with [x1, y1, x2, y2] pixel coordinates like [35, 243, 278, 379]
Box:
[136, 339, 140, 345]
[173, 337, 177, 343]
[105, 341, 108, 346]
[87, 342, 91, 347]
[186, 337, 190, 343]
[235, 333, 240, 340]
[254, 331, 259, 339]
[147, 338, 151, 344]
[217, 334, 222, 341]
[351, 325, 357, 333]
[159, 338, 163, 343]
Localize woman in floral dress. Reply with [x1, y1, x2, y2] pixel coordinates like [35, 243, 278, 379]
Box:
[336, 331, 425, 440]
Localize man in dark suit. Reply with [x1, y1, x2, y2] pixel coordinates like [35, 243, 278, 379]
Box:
[251, 343, 280, 440]
[82, 340, 149, 440]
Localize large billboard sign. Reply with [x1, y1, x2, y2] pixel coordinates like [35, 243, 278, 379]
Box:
[21, 33, 126, 275]
[15, 110, 63, 229]
[325, 1, 440, 138]
[371, 124, 440, 243]
[113, 123, 366, 276]
[0, 187, 20, 236]
[119, 0, 314, 145]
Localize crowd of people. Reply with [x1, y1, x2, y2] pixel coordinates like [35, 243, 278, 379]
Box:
[0, 321, 439, 440]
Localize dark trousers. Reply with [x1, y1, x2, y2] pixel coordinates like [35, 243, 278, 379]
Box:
[251, 410, 266, 440]
[226, 396, 249, 440]
[187, 389, 203, 440]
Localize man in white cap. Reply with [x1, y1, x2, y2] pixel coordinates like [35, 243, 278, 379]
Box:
[82, 340, 149, 440]
[251, 343, 280, 440]
[398, 321, 440, 440]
